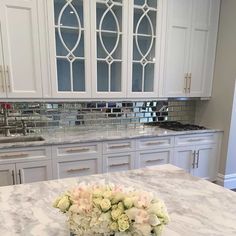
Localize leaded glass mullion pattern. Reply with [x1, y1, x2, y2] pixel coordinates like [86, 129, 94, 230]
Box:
[96, 0, 123, 92]
[54, 0, 85, 92]
[132, 0, 157, 92]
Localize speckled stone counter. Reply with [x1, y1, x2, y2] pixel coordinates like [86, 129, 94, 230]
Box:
[0, 124, 222, 149]
[0, 164, 235, 236]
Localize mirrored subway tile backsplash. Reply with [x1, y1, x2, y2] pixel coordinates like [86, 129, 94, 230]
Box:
[0, 100, 196, 134]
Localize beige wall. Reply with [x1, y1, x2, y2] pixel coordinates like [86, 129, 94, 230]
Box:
[196, 0, 236, 175]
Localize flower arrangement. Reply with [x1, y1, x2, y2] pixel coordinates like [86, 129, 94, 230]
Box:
[53, 183, 170, 236]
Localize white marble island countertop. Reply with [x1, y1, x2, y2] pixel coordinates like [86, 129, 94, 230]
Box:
[0, 164, 235, 236]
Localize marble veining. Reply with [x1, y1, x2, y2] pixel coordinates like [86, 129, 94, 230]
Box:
[0, 164, 235, 236]
[0, 125, 222, 149]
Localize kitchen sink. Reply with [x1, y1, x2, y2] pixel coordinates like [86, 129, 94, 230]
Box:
[0, 136, 45, 144]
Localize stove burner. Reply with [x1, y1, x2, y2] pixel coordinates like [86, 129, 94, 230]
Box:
[145, 121, 207, 131]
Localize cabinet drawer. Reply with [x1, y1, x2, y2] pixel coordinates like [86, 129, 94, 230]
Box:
[137, 149, 172, 169]
[136, 137, 173, 150]
[53, 142, 102, 158]
[103, 153, 135, 173]
[103, 140, 135, 154]
[175, 133, 216, 146]
[0, 147, 51, 164]
[53, 157, 102, 179]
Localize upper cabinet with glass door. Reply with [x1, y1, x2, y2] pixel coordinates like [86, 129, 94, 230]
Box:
[127, 0, 163, 98]
[90, 0, 128, 98]
[47, 0, 91, 98]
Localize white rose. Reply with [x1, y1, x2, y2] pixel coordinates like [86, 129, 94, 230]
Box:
[123, 197, 133, 209]
[111, 208, 123, 221]
[100, 198, 111, 212]
[57, 196, 70, 212]
[148, 214, 161, 226]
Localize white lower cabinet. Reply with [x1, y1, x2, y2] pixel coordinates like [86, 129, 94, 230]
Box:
[0, 163, 15, 186]
[0, 132, 221, 186]
[103, 153, 135, 173]
[52, 143, 103, 179]
[0, 160, 52, 187]
[16, 160, 52, 184]
[0, 146, 52, 186]
[53, 157, 102, 179]
[174, 144, 217, 181]
[136, 149, 173, 169]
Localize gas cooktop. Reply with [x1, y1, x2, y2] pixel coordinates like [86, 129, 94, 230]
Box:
[144, 121, 207, 131]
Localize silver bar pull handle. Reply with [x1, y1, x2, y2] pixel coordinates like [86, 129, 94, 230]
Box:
[188, 73, 192, 93]
[0, 153, 29, 159]
[67, 167, 90, 173]
[146, 159, 164, 163]
[66, 148, 90, 153]
[184, 73, 188, 93]
[5, 65, 11, 92]
[18, 169, 22, 184]
[0, 65, 4, 91]
[196, 150, 200, 168]
[109, 163, 129, 167]
[145, 141, 166, 146]
[11, 170, 15, 185]
[109, 144, 130, 149]
[192, 150, 196, 168]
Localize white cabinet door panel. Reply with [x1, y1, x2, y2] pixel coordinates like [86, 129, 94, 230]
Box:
[91, 0, 128, 98]
[193, 144, 216, 181]
[16, 160, 52, 184]
[0, 0, 42, 98]
[53, 157, 102, 179]
[174, 147, 194, 174]
[103, 153, 135, 173]
[137, 149, 172, 169]
[0, 163, 15, 186]
[163, 0, 192, 97]
[189, 0, 220, 97]
[48, 0, 91, 98]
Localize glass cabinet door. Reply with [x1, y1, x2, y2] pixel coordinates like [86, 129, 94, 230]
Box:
[49, 0, 91, 97]
[91, 0, 128, 98]
[128, 0, 160, 98]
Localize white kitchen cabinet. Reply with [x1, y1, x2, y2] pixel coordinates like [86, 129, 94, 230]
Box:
[90, 0, 128, 98]
[137, 149, 173, 169]
[0, 161, 52, 186]
[53, 157, 102, 179]
[136, 136, 174, 169]
[52, 142, 103, 179]
[16, 160, 52, 184]
[103, 139, 136, 154]
[0, 146, 52, 186]
[193, 144, 217, 180]
[47, 0, 164, 99]
[102, 140, 136, 173]
[0, 164, 15, 186]
[173, 146, 195, 174]
[127, 0, 163, 98]
[162, 0, 220, 97]
[0, 0, 43, 98]
[103, 152, 135, 173]
[174, 143, 218, 181]
[47, 0, 91, 98]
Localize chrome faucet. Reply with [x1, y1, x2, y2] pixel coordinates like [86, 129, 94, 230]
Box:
[2, 108, 10, 136]
[21, 120, 27, 136]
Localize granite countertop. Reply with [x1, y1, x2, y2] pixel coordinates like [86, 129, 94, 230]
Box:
[0, 164, 235, 236]
[0, 124, 222, 149]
